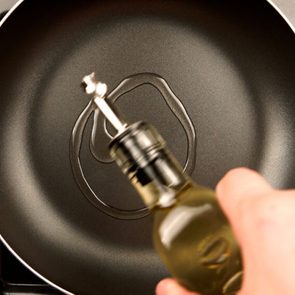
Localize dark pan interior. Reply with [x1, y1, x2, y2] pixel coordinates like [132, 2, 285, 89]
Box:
[0, 0, 295, 294]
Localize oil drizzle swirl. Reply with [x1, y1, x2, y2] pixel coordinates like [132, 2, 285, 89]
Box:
[70, 73, 197, 219]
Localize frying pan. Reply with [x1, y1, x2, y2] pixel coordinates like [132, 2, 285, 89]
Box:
[1, 0, 295, 294]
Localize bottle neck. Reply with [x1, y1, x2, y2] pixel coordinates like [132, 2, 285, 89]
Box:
[109, 122, 190, 208]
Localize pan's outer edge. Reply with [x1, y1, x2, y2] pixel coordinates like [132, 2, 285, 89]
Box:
[0, 0, 24, 27]
[0, 236, 74, 295]
[0, 0, 294, 295]
[0, 1, 75, 294]
[267, 0, 295, 33]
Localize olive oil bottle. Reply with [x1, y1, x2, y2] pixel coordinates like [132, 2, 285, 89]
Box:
[109, 122, 242, 295]
[81, 73, 243, 295]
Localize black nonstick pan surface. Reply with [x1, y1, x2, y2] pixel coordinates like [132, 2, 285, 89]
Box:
[0, 0, 295, 294]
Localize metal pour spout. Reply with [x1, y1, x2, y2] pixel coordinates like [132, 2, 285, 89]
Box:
[82, 73, 127, 134]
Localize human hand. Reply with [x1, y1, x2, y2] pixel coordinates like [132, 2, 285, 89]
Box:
[156, 168, 295, 295]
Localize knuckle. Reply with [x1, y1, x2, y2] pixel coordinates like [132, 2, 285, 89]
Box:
[252, 196, 275, 223]
[236, 194, 276, 229]
[246, 192, 293, 228]
[233, 190, 295, 246]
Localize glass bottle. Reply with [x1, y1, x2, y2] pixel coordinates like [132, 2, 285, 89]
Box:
[109, 121, 242, 295]
[81, 74, 243, 295]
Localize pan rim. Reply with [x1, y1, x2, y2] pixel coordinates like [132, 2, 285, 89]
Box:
[0, 236, 73, 294]
[0, 0, 294, 294]
[266, 0, 295, 33]
[1, 0, 294, 33]
[0, 2, 73, 293]
[0, 0, 24, 27]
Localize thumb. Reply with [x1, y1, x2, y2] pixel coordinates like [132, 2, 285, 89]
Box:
[216, 167, 272, 243]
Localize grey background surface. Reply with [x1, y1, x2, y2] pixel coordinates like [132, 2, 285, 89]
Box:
[272, 0, 295, 28]
[0, 0, 16, 11]
[0, 0, 295, 29]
